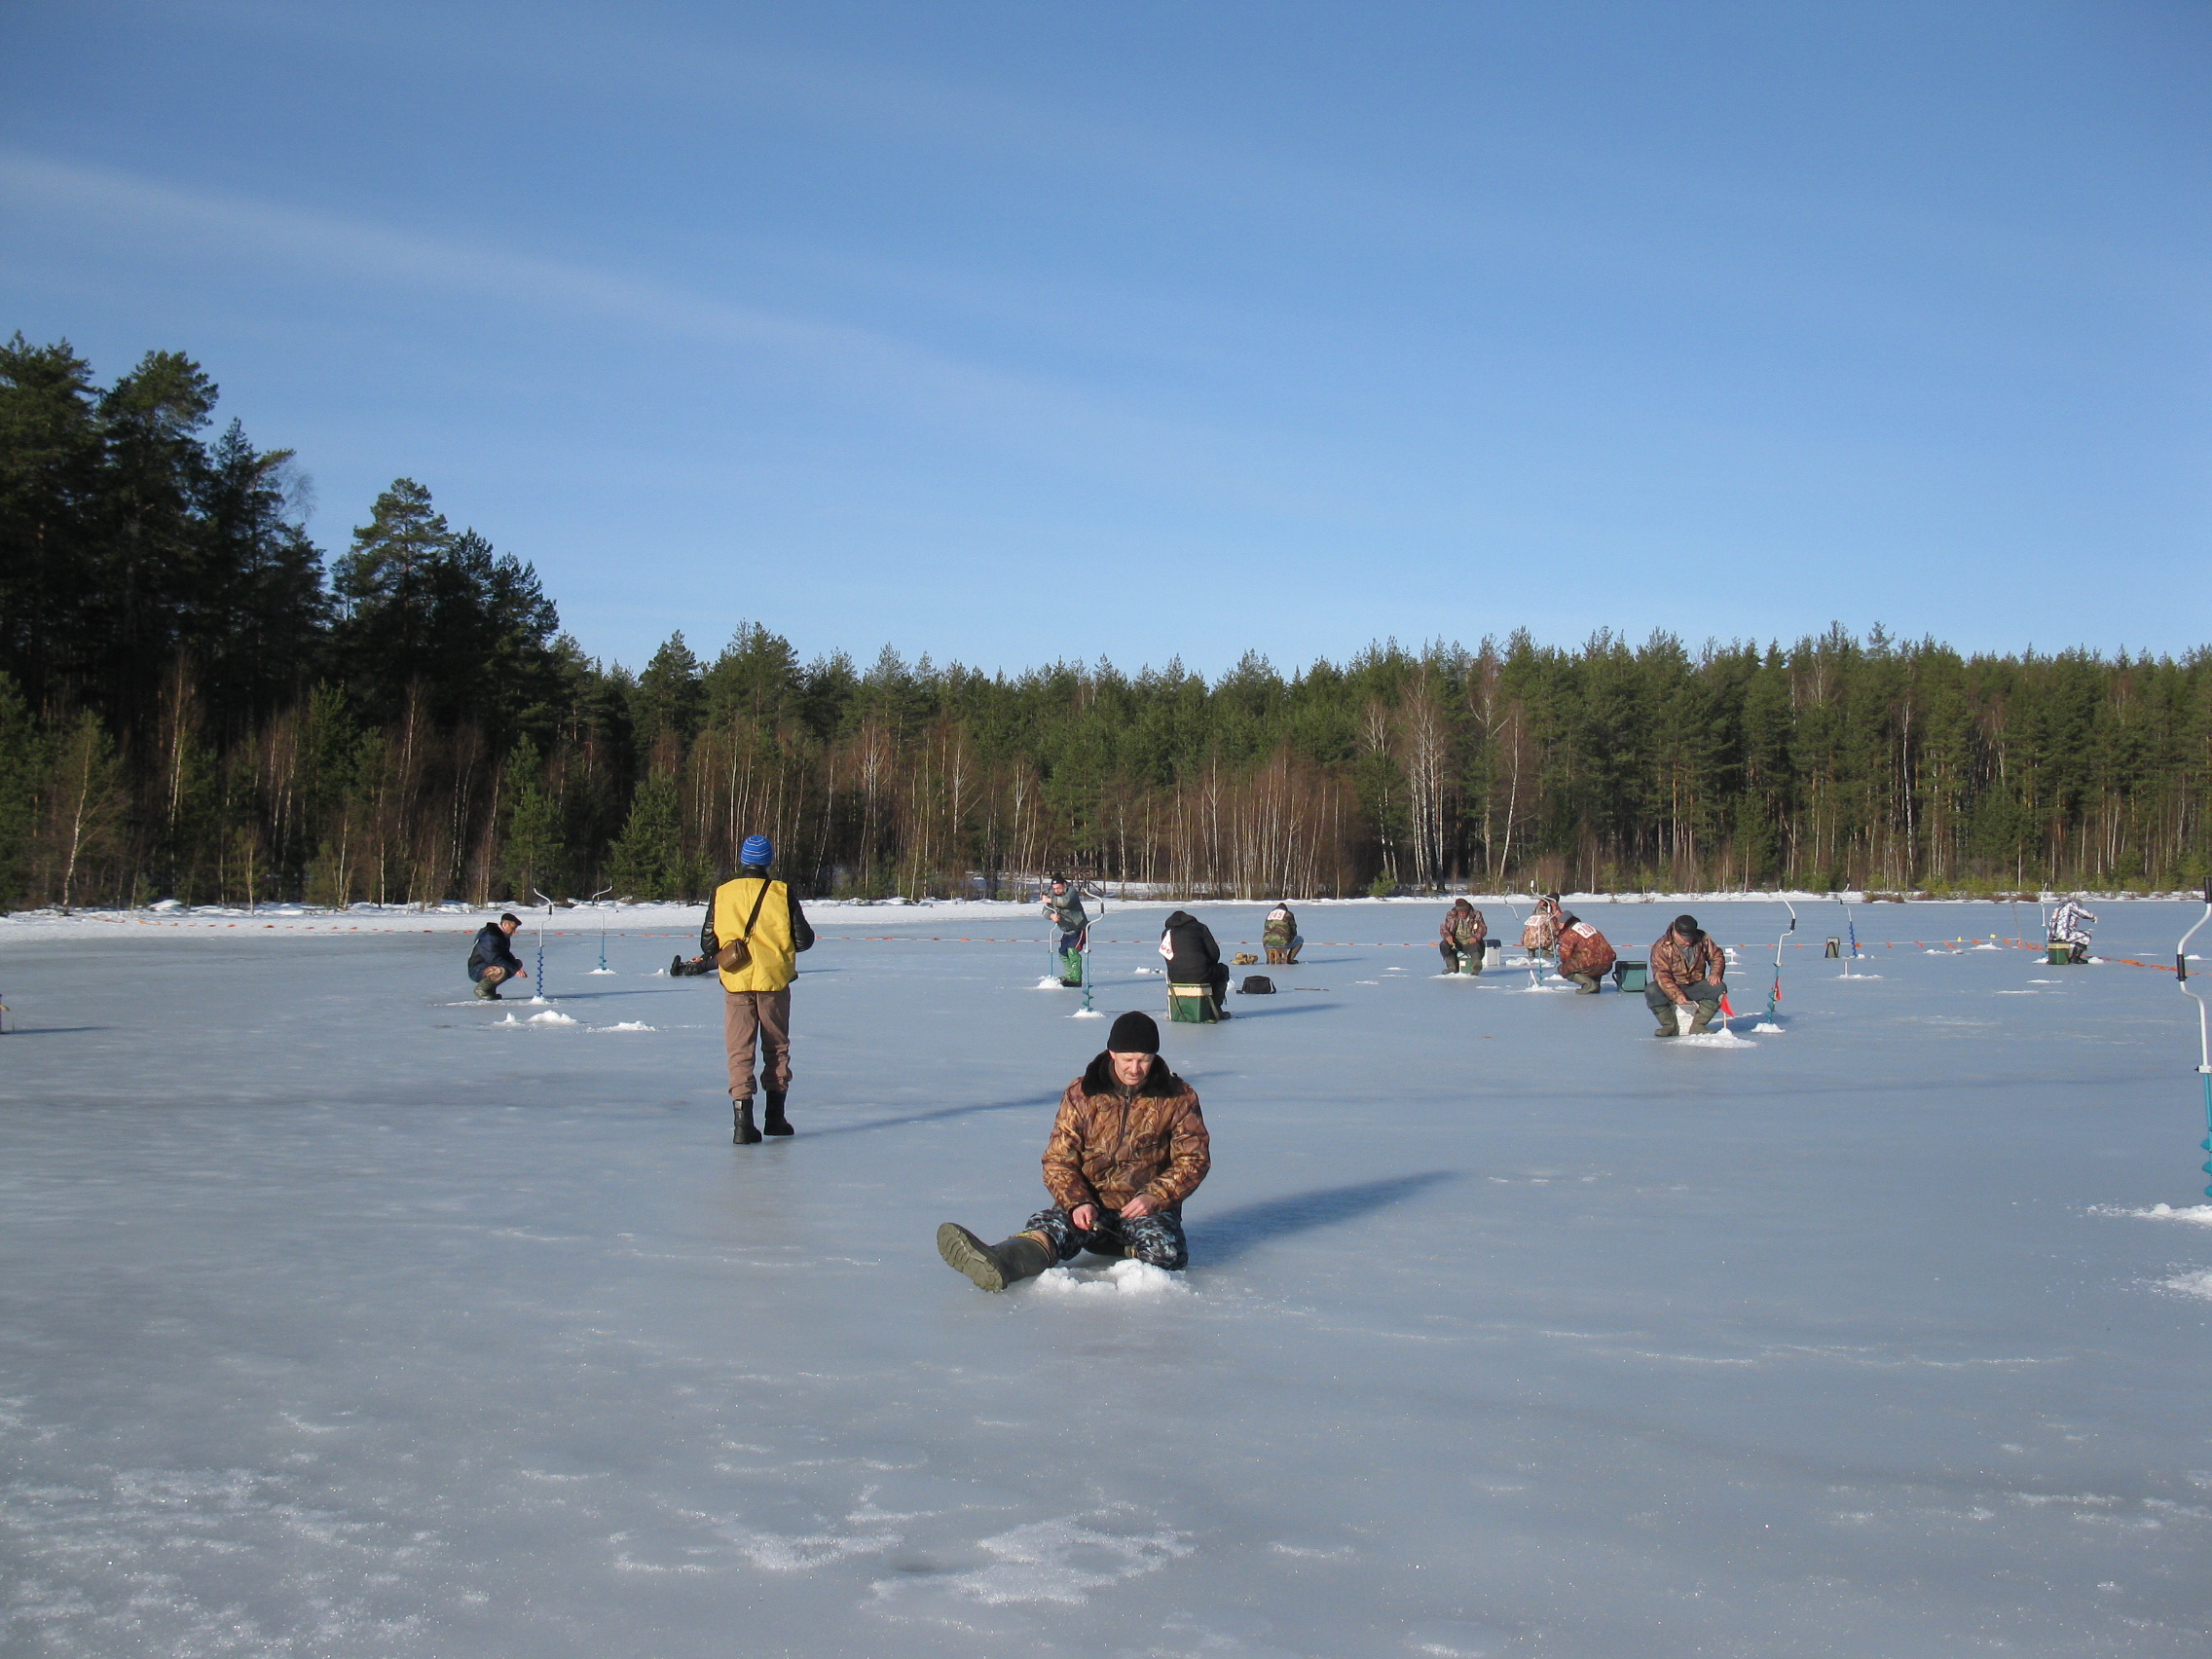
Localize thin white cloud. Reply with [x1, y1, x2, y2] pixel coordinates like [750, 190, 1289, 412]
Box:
[0, 147, 1471, 534]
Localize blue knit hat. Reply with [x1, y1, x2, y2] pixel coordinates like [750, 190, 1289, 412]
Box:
[741, 833, 773, 867]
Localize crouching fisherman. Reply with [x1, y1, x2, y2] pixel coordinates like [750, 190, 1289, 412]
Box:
[938, 1012, 1210, 1292]
[1554, 911, 1617, 993]
[468, 912, 529, 999]
[1263, 902, 1302, 965]
[1646, 912, 1726, 1035]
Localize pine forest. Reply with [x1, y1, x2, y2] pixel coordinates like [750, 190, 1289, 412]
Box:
[4, 335, 2209, 911]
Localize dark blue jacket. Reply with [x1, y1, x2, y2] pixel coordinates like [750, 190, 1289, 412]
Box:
[468, 922, 524, 980]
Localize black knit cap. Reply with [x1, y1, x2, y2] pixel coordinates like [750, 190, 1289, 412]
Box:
[1672, 913, 1700, 936]
[1107, 1011, 1161, 1054]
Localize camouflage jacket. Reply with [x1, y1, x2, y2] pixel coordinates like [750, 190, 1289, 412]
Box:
[1649, 931, 1725, 1003]
[1440, 905, 1487, 950]
[1554, 919, 1616, 977]
[1043, 1055, 1211, 1212]
[1263, 906, 1297, 946]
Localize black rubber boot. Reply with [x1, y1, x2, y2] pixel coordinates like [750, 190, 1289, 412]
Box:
[762, 1091, 793, 1135]
[732, 1097, 762, 1144]
[937, 1224, 1055, 1292]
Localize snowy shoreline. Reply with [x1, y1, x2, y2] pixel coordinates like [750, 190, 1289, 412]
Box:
[0, 887, 2189, 948]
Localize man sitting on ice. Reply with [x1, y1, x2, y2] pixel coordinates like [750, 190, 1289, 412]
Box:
[1438, 898, 1487, 973]
[1160, 908, 1232, 1016]
[937, 1012, 1211, 1292]
[1263, 902, 1302, 964]
[467, 912, 528, 1000]
[2048, 897, 2097, 964]
[1646, 912, 1727, 1036]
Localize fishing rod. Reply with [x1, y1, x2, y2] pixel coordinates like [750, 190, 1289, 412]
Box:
[1499, 892, 1548, 986]
[1767, 898, 1798, 1021]
[2180, 882, 2212, 1200]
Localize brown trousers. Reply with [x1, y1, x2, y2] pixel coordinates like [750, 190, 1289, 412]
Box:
[723, 988, 793, 1099]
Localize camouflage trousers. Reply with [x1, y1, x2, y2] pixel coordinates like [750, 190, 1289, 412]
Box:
[1024, 1204, 1188, 1271]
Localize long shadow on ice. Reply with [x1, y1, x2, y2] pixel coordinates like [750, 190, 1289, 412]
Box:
[1188, 1171, 1459, 1266]
[1219, 1001, 1343, 1019]
[800, 1095, 1049, 1140]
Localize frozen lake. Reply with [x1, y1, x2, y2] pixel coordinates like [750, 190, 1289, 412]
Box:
[4, 900, 2210, 1657]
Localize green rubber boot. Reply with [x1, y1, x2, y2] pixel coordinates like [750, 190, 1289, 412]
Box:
[937, 1224, 1055, 1292]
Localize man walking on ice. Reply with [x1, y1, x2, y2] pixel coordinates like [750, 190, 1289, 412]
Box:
[938, 1011, 1210, 1292]
[702, 834, 814, 1143]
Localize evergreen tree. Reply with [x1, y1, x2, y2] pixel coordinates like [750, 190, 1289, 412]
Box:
[498, 738, 565, 900]
[607, 774, 682, 901]
[0, 671, 43, 908]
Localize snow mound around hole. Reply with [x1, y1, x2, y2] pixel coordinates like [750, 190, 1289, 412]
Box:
[1030, 1260, 1189, 1299]
[586, 967, 616, 976]
[1673, 1028, 1755, 1049]
[2097, 1203, 2212, 1228]
[527, 1009, 577, 1025]
[596, 1020, 655, 1032]
[1069, 1009, 1106, 1018]
[1751, 1021, 1785, 1033]
[2159, 1270, 2212, 1301]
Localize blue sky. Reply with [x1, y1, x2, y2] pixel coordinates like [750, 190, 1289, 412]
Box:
[3, 1, 2205, 675]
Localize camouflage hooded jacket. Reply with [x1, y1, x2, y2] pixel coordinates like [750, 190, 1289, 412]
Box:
[1649, 930, 1726, 1003]
[1553, 918, 1616, 977]
[1042, 1054, 1211, 1213]
[1440, 903, 1487, 950]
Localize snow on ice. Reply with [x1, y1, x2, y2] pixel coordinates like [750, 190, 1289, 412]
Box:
[2, 899, 2210, 1656]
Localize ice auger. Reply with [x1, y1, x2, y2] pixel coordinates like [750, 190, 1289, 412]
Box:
[2180, 883, 2212, 1200]
[1767, 898, 1797, 1020]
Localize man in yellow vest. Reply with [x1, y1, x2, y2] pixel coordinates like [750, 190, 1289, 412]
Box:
[701, 834, 814, 1142]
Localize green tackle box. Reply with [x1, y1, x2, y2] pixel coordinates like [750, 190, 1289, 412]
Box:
[1167, 982, 1221, 1023]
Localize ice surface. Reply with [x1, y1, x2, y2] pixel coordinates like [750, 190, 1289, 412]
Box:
[4, 900, 2212, 1656]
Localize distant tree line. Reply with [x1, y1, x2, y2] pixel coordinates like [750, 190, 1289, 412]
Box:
[3, 334, 2208, 910]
